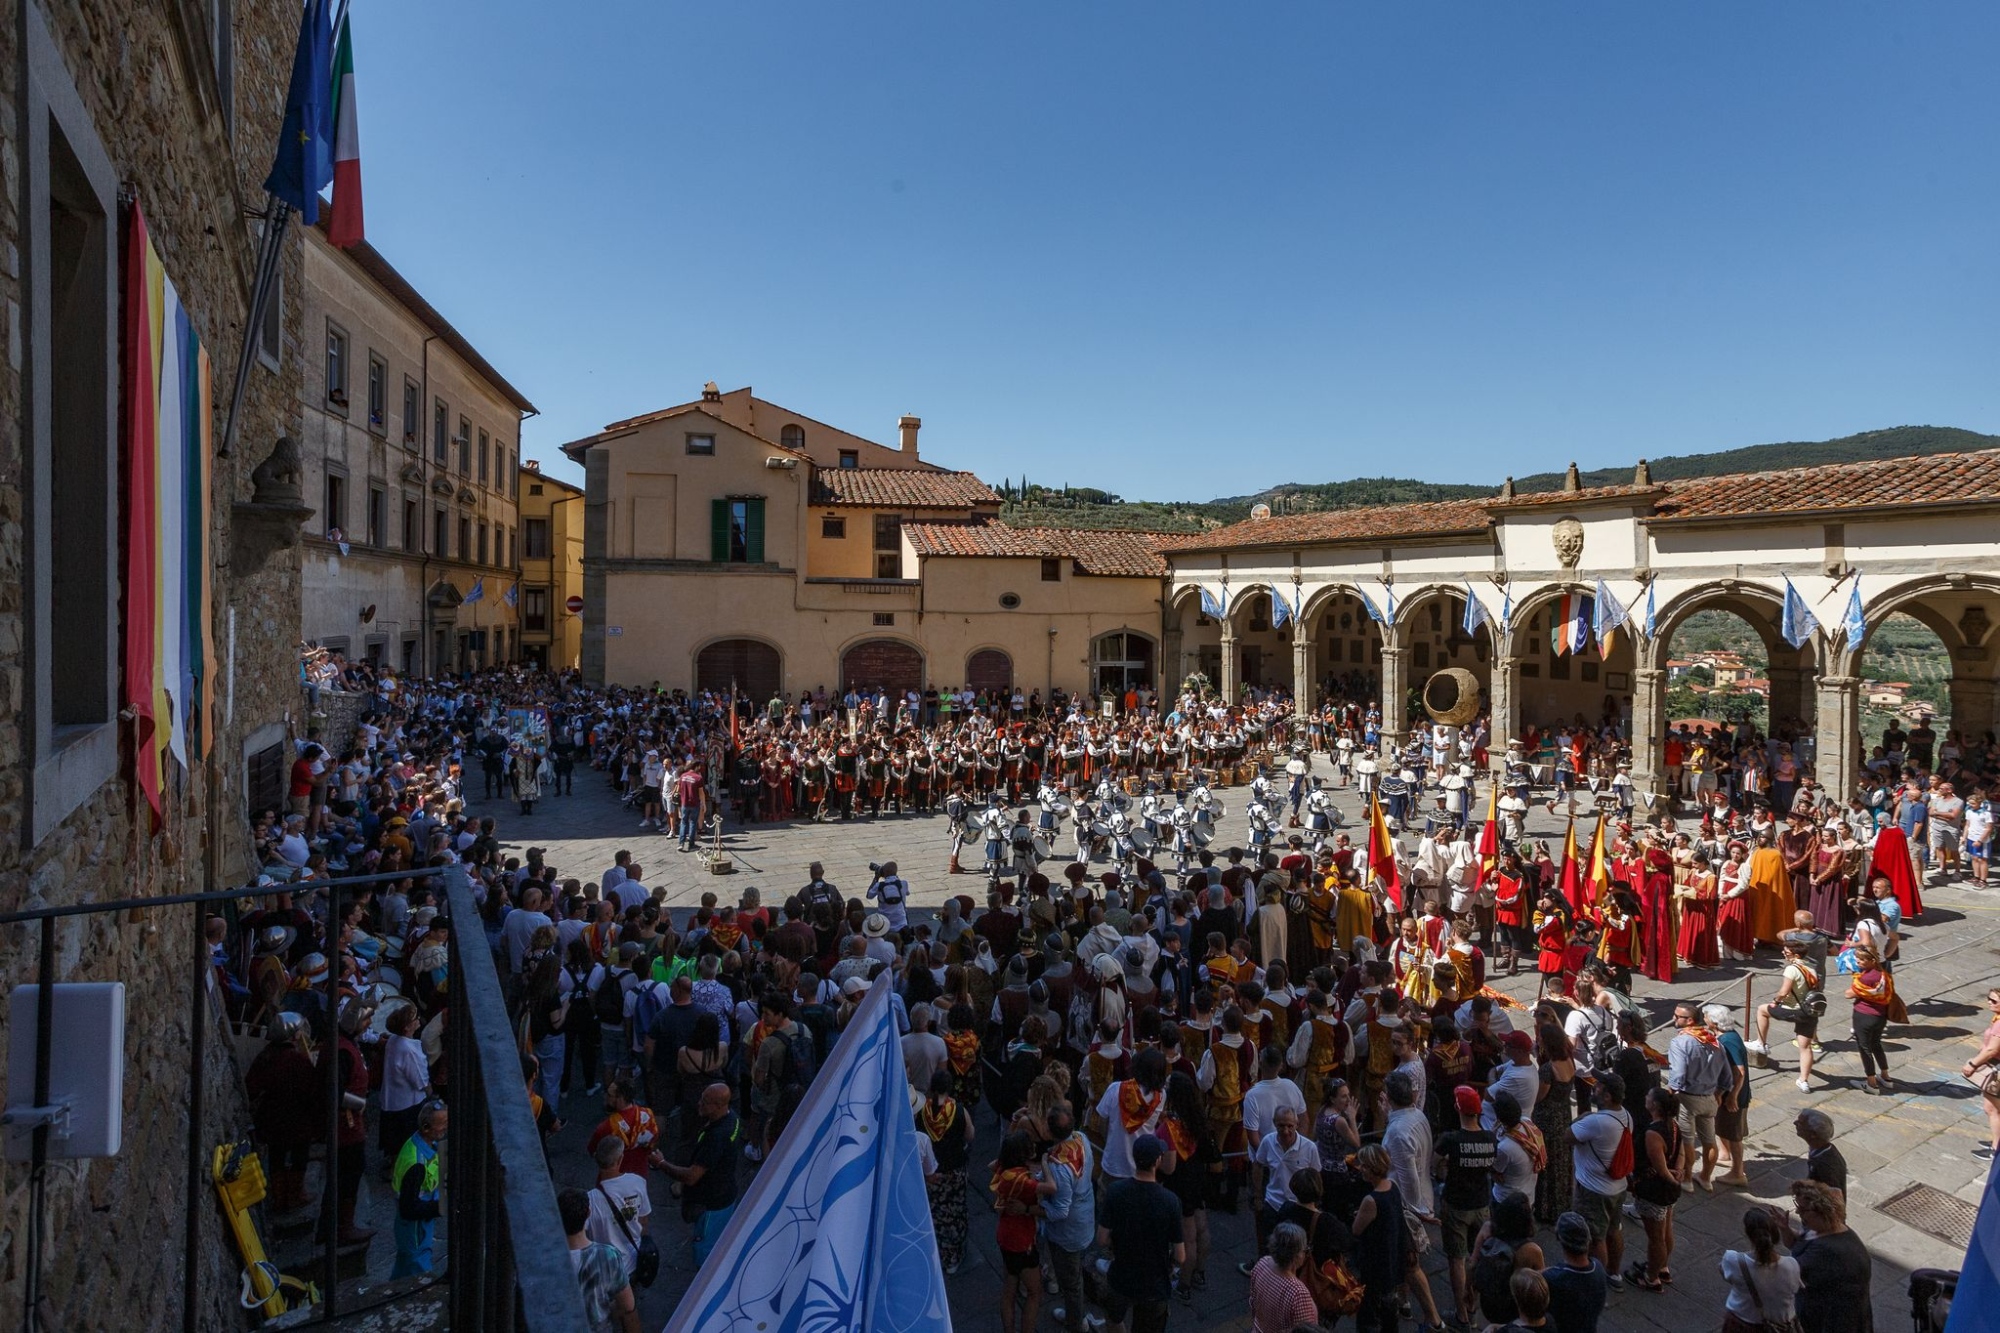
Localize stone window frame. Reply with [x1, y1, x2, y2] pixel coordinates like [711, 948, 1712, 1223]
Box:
[22, 0, 122, 845]
[323, 317, 350, 412]
[402, 377, 421, 448]
[365, 351, 386, 433]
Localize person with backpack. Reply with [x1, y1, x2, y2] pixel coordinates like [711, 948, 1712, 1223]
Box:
[1626, 1086, 1684, 1292]
[1664, 1002, 1730, 1189]
[586, 941, 645, 1086]
[1747, 937, 1823, 1094]
[1568, 1072, 1634, 1292]
[749, 992, 815, 1164]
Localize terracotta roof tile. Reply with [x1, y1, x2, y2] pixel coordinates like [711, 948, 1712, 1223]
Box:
[1652, 448, 2000, 521]
[1171, 448, 2000, 552]
[1170, 498, 1495, 552]
[903, 520, 1168, 577]
[810, 468, 999, 509]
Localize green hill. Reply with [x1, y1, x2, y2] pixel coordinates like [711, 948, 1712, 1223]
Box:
[996, 425, 2000, 530]
[1505, 425, 2000, 494]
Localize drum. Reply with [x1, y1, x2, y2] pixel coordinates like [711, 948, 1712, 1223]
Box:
[1088, 820, 1113, 841]
[369, 995, 415, 1038]
[374, 965, 404, 994]
[1031, 831, 1057, 861]
[1172, 773, 1193, 795]
[1122, 777, 1143, 796]
[945, 794, 967, 822]
[1129, 827, 1158, 855]
[1190, 826, 1214, 848]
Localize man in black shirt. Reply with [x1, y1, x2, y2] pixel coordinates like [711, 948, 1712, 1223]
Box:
[1794, 1108, 1847, 1196]
[642, 977, 701, 1138]
[1541, 1212, 1609, 1333]
[1095, 1134, 1184, 1333]
[1434, 1085, 1498, 1327]
[657, 1082, 741, 1266]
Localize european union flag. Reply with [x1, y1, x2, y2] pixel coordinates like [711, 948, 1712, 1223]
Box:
[265, 0, 334, 221]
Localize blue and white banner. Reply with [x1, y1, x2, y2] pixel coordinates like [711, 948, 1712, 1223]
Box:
[462, 577, 485, 605]
[1780, 577, 1820, 649]
[1500, 587, 1513, 638]
[1461, 582, 1492, 637]
[1270, 585, 1293, 629]
[1199, 586, 1227, 619]
[667, 975, 951, 1333]
[1842, 575, 1866, 653]
[1642, 581, 1657, 639]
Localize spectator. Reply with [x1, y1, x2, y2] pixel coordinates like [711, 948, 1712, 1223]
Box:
[1348, 1144, 1410, 1333]
[1963, 985, 2000, 1160]
[655, 1082, 741, 1265]
[1775, 1181, 1871, 1333]
[390, 1099, 448, 1278]
[1490, 1269, 1552, 1332]
[1706, 1004, 1752, 1188]
[1381, 1070, 1445, 1329]
[1569, 1072, 1632, 1292]
[918, 1069, 975, 1276]
[560, 1187, 640, 1333]
[1244, 1106, 1320, 1270]
[1540, 1212, 1607, 1333]
[1626, 1086, 1684, 1292]
[1040, 1104, 1097, 1333]
[1246, 1222, 1320, 1333]
[1792, 1109, 1846, 1197]
[1719, 1206, 1802, 1333]
[1663, 1002, 1727, 1191]
[1435, 1084, 1497, 1327]
[1095, 1132, 1185, 1333]
[992, 1129, 1050, 1333]
[584, 1135, 652, 1282]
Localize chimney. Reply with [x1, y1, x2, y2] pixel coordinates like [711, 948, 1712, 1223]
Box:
[1499, 477, 1516, 500]
[1563, 462, 1581, 492]
[701, 381, 721, 403]
[898, 414, 921, 460]
[1634, 458, 1652, 486]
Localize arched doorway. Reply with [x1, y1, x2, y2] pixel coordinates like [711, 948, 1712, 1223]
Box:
[966, 648, 1013, 694]
[1092, 631, 1156, 695]
[696, 638, 782, 700]
[842, 639, 924, 695]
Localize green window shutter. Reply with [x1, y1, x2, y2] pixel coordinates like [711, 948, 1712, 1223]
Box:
[745, 499, 766, 564]
[711, 498, 729, 562]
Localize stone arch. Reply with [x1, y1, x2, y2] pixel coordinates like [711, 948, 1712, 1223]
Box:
[1850, 572, 2000, 743]
[1641, 580, 1792, 673]
[839, 636, 926, 696]
[1392, 584, 1497, 730]
[964, 646, 1013, 695]
[693, 636, 783, 699]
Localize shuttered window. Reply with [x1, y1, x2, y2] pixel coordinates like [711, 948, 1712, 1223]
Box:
[710, 498, 765, 564]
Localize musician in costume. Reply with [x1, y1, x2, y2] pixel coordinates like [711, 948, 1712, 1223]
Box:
[1194, 1006, 1257, 1207]
[832, 741, 859, 820]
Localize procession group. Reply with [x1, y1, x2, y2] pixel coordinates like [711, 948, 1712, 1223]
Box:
[219, 654, 1989, 1333]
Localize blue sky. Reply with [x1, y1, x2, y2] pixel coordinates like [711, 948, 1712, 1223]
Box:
[351, 2, 2000, 497]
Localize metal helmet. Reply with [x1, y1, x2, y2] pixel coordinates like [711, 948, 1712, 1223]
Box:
[265, 1011, 309, 1044]
[254, 925, 297, 956]
[295, 952, 330, 985]
[337, 992, 378, 1036]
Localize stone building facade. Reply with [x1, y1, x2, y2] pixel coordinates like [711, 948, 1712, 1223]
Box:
[564, 383, 1168, 699]
[517, 461, 584, 669]
[1, 0, 311, 1326]
[297, 221, 535, 675]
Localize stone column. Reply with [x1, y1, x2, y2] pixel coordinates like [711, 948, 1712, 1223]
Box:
[1950, 673, 1996, 742]
[1218, 624, 1238, 703]
[1815, 674, 1862, 793]
[1629, 666, 1667, 802]
[1380, 642, 1410, 752]
[1292, 625, 1313, 718]
[1162, 624, 1184, 695]
[1487, 656, 1517, 775]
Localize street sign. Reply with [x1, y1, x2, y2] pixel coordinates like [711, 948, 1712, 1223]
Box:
[565, 595, 584, 614]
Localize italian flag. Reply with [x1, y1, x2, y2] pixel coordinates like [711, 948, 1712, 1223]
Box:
[328, 11, 364, 247]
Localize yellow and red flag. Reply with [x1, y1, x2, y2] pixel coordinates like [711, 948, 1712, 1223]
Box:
[1368, 792, 1403, 914]
[1472, 780, 1500, 891]
[1557, 816, 1583, 916]
[1585, 813, 1614, 913]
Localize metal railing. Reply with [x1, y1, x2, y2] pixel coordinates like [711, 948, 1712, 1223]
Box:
[0, 866, 588, 1332]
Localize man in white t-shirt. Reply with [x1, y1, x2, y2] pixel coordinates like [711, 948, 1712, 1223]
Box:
[584, 1136, 653, 1280]
[1241, 1046, 1306, 1144]
[1929, 781, 1966, 881]
[611, 864, 649, 915]
[1964, 793, 1993, 888]
[1093, 1050, 1168, 1180]
[1482, 1031, 1541, 1131]
[1570, 1072, 1634, 1290]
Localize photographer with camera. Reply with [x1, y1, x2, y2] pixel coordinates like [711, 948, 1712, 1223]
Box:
[867, 860, 911, 932]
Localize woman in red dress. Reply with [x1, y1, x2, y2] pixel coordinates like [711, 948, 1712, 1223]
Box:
[1715, 840, 1756, 961]
[1493, 851, 1530, 976]
[1675, 848, 1720, 968]
[1639, 833, 1678, 985]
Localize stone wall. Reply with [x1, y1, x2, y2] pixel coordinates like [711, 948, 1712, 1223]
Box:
[0, 0, 311, 1327]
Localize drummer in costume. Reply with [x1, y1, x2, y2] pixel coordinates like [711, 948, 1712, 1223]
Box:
[832, 740, 860, 820]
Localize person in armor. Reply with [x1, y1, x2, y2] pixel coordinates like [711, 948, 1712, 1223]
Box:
[1007, 810, 1040, 883]
[945, 786, 972, 875]
[978, 798, 1010, 882]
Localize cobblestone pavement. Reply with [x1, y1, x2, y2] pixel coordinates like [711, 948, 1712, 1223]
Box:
[477, 761, 1997, 1331]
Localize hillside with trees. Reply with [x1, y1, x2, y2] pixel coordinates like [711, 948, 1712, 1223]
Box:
[997, 425, 2000, 531]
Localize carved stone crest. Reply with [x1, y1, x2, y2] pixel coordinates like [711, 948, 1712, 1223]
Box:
[1552, 517, 1584, 569]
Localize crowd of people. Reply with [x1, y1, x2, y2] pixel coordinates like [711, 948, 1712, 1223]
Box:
[214, 649, 1994, 1333]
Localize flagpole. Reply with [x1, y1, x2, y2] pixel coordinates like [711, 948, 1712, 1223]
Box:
[218, 199, 292, 457]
